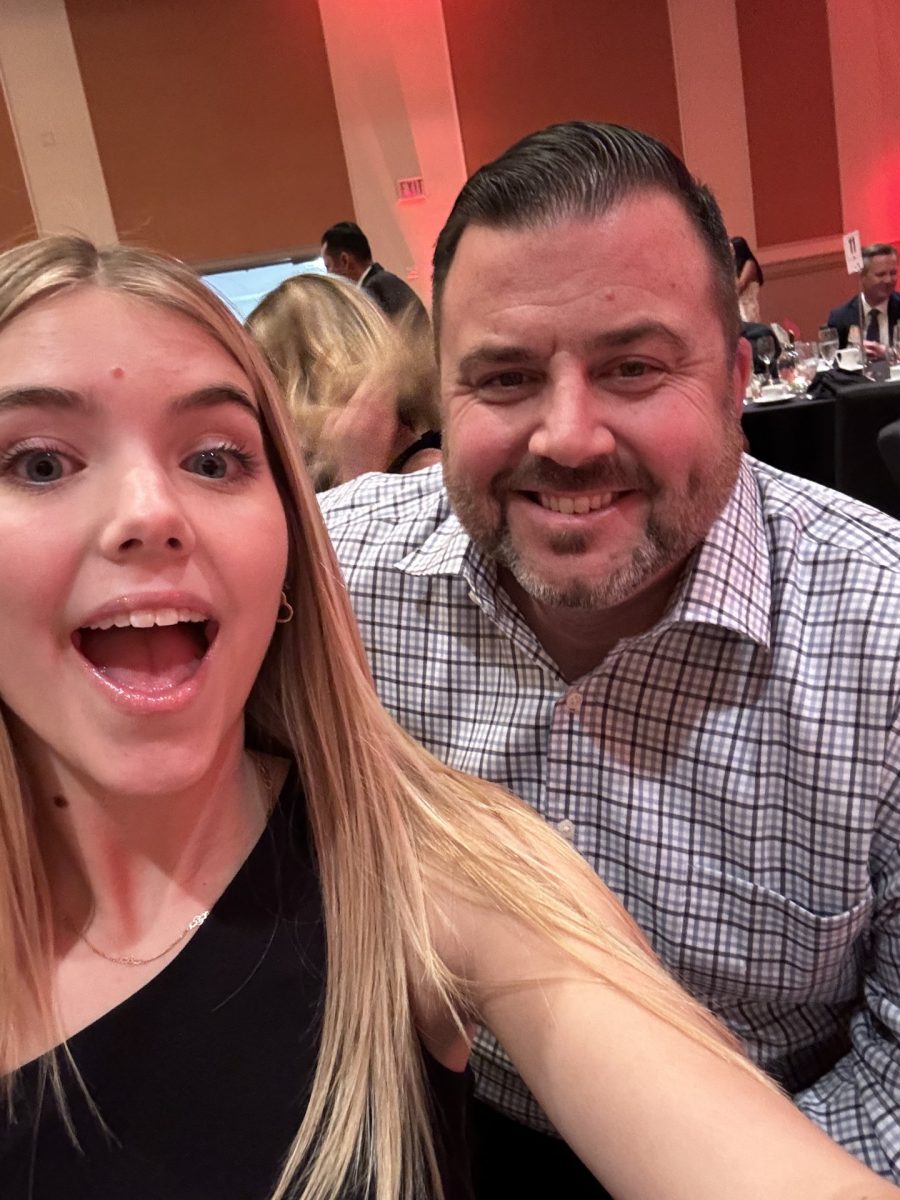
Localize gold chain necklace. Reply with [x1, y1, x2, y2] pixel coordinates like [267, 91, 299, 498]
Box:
[77, 909, 211, 967]
[71, 756, 275, 968]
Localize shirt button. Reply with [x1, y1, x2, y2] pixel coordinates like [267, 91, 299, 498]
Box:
[565, 691, 583, 713]
[557, 819, 575, 841]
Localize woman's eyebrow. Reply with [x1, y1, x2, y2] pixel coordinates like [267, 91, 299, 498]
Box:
[0, 385, 87, 413]
[0, 383, 261, 422]
[170, 384, 260, 423]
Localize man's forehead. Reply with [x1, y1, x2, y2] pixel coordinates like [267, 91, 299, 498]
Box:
[440, 196, 715, 328]
[449, 195, 705, 276]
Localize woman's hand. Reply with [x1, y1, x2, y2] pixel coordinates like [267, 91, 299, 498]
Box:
[322, 376, 400, 484]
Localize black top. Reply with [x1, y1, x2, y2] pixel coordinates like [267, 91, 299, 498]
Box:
[1, 776, 473, 1199]
[361, 263, 430, 329]
[387, 431, 442, 475]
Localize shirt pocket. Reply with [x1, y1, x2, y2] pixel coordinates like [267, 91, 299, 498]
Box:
[673, 863, 873, 1005]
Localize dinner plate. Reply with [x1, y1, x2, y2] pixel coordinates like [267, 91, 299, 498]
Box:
[753, 388, 792, 405]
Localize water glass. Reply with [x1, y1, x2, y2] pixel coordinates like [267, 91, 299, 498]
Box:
[792, 341, 818, 392]
[817, 326, 839, 368]
[777, 346, 797, 390]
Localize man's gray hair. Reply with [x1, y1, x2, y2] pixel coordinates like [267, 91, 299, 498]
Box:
[862, 242, 897, 263]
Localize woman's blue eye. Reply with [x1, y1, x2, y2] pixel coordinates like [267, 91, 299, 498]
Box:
[187, 449, 230, 478]
[21, 450, 64, 483]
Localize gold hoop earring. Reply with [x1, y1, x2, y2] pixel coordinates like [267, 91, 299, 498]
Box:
[276, 591, 294, 625]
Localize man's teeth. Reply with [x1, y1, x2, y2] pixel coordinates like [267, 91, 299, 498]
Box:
[539, 492, 614, 515]
[84, 608, 208, 631]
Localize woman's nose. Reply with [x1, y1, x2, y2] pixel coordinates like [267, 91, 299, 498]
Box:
[98, 464, 196, 561]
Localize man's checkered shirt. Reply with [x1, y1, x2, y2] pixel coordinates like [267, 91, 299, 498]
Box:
[320, 458, 900, 1177]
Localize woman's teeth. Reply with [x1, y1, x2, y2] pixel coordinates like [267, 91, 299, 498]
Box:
[83, 608, 208, 631]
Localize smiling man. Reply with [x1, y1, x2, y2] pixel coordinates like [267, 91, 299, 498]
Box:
[321, 123, 900, 1195]
[826, 242, 900, 355]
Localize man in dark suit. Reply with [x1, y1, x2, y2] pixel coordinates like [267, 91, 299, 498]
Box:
[320, 221, 429, 326]
[826, 242, 900, 357]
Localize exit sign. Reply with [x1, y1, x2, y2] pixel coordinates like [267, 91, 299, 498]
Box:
[397, 176, 425, 201]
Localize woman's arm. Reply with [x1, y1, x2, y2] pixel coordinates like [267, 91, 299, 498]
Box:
[737, 258, 759, 293]
[426, 855, 899, 1200]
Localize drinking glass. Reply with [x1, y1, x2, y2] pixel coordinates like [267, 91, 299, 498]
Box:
[791, 341, 818, 393]
[777, 345, 797, 390]
[756, 334, 776, 381]
[817, 326, 839, 368]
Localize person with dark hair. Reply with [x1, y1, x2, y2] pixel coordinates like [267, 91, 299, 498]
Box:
[730, 235, 764, 321]
[321, 220, 429, 325]
[322, 121, 900, 1196]
[827, 242, 900, 355]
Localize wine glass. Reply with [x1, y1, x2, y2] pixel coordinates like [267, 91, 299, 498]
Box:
[756, 334, 776, 382]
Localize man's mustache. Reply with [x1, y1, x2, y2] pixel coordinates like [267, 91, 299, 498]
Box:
[494, 456, 655, 495]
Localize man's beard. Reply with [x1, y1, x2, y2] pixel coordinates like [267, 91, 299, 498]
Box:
[444, 420, 744, 611]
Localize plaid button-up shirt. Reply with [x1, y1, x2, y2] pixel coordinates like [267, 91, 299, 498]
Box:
[320, 458, 900, 1176]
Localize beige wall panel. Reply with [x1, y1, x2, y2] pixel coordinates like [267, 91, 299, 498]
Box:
[318, 0, 467, 307]
[0, 83, 35, 248]
[668, 0, 755, 245]
[0, 0, 110, 243]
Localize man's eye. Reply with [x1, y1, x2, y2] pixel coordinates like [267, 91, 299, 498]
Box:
[483, 371, 529, 388]
[610, 360, 663, 383]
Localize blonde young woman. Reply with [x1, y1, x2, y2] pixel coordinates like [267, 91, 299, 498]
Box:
[0, 235, 895, 1200]
[247, 273, 441, 490]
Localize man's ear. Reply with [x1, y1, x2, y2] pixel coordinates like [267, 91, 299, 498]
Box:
[731, 337, 752, 416]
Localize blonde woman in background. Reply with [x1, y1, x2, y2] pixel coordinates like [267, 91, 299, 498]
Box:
[247, 273, 441, 490]
[0, 235, 896, 1200]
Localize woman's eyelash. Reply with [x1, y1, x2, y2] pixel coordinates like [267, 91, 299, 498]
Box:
[0, 441, 71, 479]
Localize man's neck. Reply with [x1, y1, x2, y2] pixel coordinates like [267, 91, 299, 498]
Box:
[499, 564, 684, 682]
[864, 291, 889, 310]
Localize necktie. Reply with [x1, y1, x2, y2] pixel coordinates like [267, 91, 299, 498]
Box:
[865, 307, 881, 343]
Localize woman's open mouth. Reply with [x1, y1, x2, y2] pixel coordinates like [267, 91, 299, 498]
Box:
[72, 608, 219, 696]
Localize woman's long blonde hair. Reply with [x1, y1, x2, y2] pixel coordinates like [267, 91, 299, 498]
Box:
[246, 273, 439, 488]
[0, 236, 769, 1200]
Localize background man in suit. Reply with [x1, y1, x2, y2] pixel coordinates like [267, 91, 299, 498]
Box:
[320, 220, 429, 326]
[826, 242, 900, 357]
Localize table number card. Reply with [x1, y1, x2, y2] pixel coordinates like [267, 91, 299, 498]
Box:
[842, 230, 863, 274]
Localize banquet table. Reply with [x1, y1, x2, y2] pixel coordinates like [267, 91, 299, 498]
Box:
[741, 379, 900, 518]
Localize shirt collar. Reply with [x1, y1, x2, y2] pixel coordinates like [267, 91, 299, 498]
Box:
[662, 460, 771, 647]
[358, 264, 375, 287]
[396, 458, 772, 648]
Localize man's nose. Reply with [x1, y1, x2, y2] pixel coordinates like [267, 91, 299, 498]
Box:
[98, 463, 196, 562]
[528, 377, 616, 467]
